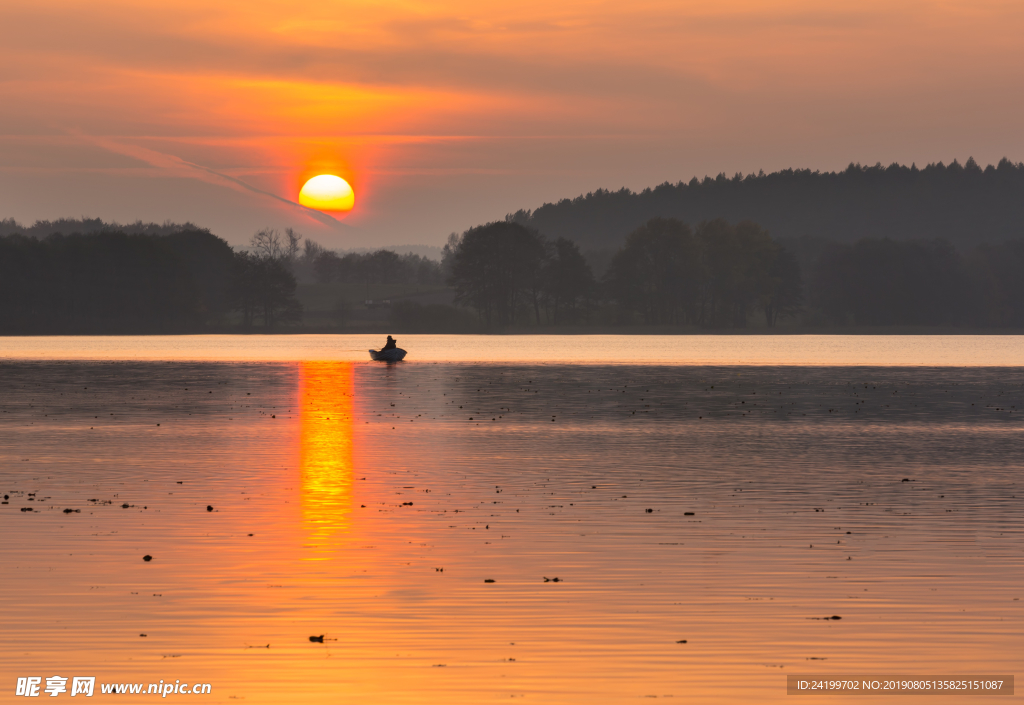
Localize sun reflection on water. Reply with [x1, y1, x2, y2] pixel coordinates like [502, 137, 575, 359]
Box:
[299, 361, 355, 555]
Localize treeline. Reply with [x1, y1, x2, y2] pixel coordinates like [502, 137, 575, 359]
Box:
[0, 219, 449, 334]
[446, 219, 799, 327]
[0, 217, 209, 239]
[812, 238, 1024, 327]
[303, 244, 444, 288]
[0, 228, 240, 333]
[6, 199, 1024, 333]
[509, 158, 1024, 251]
[447, 217, 1024, 329]
[0, 223, 307, 333]
[446, 222, 595, 326]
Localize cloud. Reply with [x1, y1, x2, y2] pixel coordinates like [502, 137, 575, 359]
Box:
[3, 0, 1024, 245]
[72, 132, 353, 231]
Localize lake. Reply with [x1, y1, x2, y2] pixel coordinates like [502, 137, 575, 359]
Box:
[2, 333, 1024, 365]
[1, 336, 1022, 703]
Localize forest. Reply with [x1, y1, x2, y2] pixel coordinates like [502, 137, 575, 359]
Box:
[3, 158, 1024, 335]
[0, 221, 447, 334]
[443, 218, 1024, 329]
[508, 158, 1024, 251]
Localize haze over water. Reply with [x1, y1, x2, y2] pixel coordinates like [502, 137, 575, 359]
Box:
[2, 336, 1022, 703]
[3, 334, 1024, 366]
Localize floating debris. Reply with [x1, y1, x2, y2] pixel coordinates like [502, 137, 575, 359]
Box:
[143, 555, 153, 562]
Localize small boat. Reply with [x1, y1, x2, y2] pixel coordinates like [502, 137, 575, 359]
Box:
[369, 348, 407, 362]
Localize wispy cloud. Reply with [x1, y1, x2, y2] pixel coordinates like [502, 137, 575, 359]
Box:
[73, 132, 351, 230]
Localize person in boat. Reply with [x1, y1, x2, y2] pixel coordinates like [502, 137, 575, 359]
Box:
[381, 335, 397, 351]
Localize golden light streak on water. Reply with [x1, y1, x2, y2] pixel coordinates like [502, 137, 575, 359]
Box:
[299, 362, 355, 556]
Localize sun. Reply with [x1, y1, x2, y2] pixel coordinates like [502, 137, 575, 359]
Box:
[299, 175, 355, 212]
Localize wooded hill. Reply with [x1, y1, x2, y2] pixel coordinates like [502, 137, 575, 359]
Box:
[508, 159, 1024, 251]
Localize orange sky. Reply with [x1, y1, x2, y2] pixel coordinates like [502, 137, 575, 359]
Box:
[2, 0, 1023, 247]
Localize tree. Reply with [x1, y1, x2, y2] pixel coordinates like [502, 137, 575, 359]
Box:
[230, 252, 260, 329]
[303, 238, 327, 262]
[230, 251, 303, 329]
[313, 250, 342, 283]
[811, 238, 970, 326]
[363, 249, 404, 283]
[448, 221, 546, 327]
[284, 228, 301, 265]
[762, 248, 803, 327]
[441, 233, 461, 280]
[162, 229, 236, 327]
[693, 219, 774, 327]
[693, 219, 740, 326]
[291, 238, 327, 282]
[542, 237, 597, 323]
[605, 217, 796, 328]
[967, 240, 1024, 327]
[250, 228, 286, 260]
[604, 218, 700, 325]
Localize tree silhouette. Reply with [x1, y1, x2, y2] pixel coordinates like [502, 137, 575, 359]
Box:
[230, 251, 302, 329]
[509, 159, 1024, 251]
[448, 221, 546, 327]
[604, 218, 699, 325]
[762, 248, 803, 327]
[542, 237, 597, 324]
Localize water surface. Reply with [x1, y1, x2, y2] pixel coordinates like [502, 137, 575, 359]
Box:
[2, 333, 1023, 366]
[1, 339, 1022, 703]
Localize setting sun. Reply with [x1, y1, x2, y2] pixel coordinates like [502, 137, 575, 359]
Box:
[299, 174, 355, 212]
